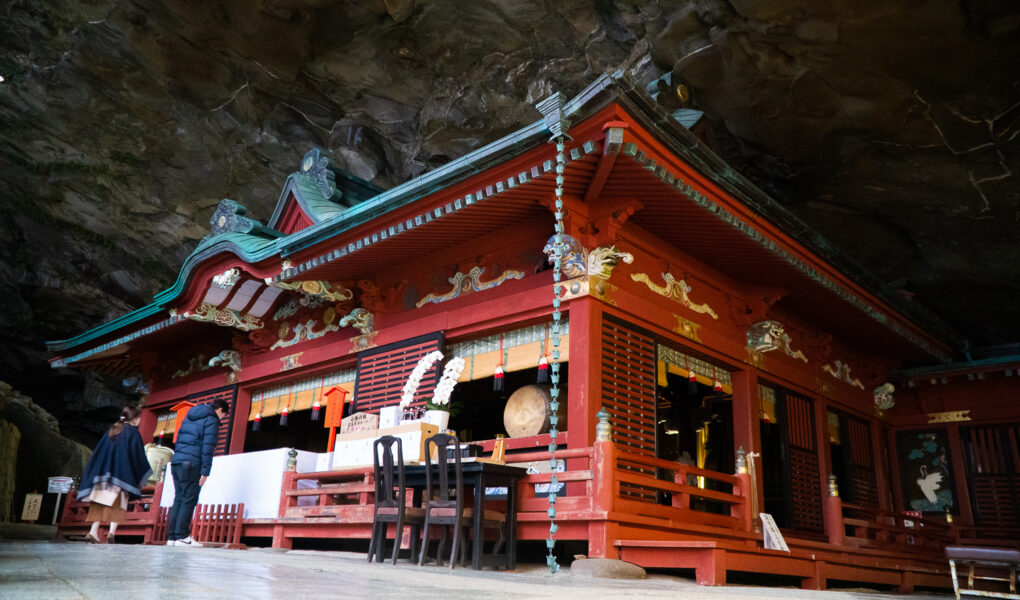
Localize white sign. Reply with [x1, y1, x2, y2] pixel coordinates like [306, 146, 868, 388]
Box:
[21, 493, 43, 521]
[48, 476, 73, 494]
[759, 512, 790, 552]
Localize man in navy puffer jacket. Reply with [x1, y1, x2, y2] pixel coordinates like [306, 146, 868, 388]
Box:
[166, 399, 229, 547]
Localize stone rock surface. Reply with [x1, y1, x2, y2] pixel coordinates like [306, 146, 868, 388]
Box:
[0, 383, 91, 522]
[571, 557, 648, 579]
[0, 1, 1018, 436]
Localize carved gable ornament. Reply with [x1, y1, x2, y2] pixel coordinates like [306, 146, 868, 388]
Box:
[299, 148, 341, 201]
[207, 199, 262, 238]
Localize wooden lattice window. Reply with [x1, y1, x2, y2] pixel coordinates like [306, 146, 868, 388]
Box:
[186, 385, 237, 457]
[845, 415, 879, 507]
[601, 315, 656, 499]
[352, 332, 444, 414]
[963, 423, 1020, 528]
[782, 392, 824, 533]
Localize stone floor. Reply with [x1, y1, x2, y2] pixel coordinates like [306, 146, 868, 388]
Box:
[0, 538, 956, 600]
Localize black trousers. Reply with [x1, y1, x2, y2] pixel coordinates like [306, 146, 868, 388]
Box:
[167, 461, 201, 541]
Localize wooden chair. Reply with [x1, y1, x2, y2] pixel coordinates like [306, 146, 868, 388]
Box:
[418, 433, 505, 569]
[367, 435, 424, 564]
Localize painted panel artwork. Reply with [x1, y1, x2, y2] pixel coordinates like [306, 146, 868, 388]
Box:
[897, 429, 955, 514]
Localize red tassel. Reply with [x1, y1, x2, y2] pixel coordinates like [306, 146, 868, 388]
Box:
[311, 399, 321, 421]
[713, 379, 723, 392]
[252, 412, 262, 431]
[537, 356, 549, 384]
[494, 365, 505, 393]
[279, 405, 289, 427]
[688, 370, 697, 383]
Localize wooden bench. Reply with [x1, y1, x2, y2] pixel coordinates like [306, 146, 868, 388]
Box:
[615, 536, 952, 591]
[946, 546, 1020, 600]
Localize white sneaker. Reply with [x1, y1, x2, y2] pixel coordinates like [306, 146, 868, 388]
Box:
[174, 536, 203, 547]
[166, 540, 175, 546]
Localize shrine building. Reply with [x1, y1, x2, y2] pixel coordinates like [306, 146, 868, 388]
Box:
[47, 72, 1020, 589]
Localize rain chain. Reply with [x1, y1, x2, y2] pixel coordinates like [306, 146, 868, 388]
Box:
[546, 136, 567, 574]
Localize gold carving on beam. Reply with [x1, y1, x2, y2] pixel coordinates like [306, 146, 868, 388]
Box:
[631, 272, 718, 319]
[279, 352, 303, 372]
[746, 349, 766, 368]
[271, 319, 340, 350]
[416, 266, 524, 308]
[350, 331, 378, 352]
[208, 350, 242, 383]
[188, 302, 263, 332]
[172, 354, 209, 379]
[927, 410, 972, 423]
[822, 360, 865, 389]
[274, 280, 353, 303]
[674, 315, 702, 342]
[558, 277, 589, 301]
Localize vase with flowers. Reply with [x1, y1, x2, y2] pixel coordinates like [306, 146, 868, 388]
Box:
[423, 356, 465, 429]
[399, 352, 465, 430]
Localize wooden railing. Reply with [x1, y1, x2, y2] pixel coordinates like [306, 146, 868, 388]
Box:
[505, 446, 595, 515]
[58, 483, 165, 543]
[840, 502, 953, 552]
[603, 445, 751, 531]
[277, 466, 375, 520]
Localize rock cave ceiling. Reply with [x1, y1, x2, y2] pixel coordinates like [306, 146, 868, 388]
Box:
[1, 0, 1018, 404]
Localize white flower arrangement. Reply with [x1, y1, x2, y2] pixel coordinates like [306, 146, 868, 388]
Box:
[428, 356, 465, 409]
[400, 350, 444, 409]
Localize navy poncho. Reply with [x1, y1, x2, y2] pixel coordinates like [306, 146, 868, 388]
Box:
[77, 423, 152, 501]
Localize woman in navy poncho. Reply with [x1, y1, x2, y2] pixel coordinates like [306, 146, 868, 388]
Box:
[77, 403, 151, 543]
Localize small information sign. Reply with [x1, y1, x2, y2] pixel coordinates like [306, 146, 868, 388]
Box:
[48, 476, 73, 494]
[21, 493, 43, 522]
[339, 411, 379, 433]
[759, 512, 790, 552]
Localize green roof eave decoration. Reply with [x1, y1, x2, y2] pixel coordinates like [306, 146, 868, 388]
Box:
[267, 149, 386, 230]
[45, 302, 167, 352]
[276, 75, 618, 257]
[152, 232, 280, 305]
[47, 232, 281, 354]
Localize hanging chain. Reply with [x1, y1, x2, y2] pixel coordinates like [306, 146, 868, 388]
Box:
[546, 136, 567, 574]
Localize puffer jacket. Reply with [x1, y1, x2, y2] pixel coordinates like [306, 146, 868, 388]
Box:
[171, 403, 221, 476]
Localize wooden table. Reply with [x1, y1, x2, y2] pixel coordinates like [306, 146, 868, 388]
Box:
[404, 461, 526, 570]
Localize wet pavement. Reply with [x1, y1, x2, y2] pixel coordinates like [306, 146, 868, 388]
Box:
[0, 540, 955, 600]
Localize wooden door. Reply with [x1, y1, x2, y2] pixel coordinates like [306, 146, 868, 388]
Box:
[600, 315, 656, 499]
[962, 423, 1020, 527]
[782, 392, 824, 533]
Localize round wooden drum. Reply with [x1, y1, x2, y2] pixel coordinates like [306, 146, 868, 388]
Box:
[503, 384, 567, 438]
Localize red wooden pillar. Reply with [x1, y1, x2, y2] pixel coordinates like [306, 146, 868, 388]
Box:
[814, 398, 842, 544]
[567, 297, 603, 449]
[886, 426, 905, 513]
[273, 470, 296, 549]
[945, 422, 975, 527]
[588, 439, 617, 558]
[567, 297, 603, 498]
[229, 387, 252, 455]
[730, 368, 763, 521]
[824, 475, 844, 545]
[138, 409, 158, 440]
[871, 419, 892, 511]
